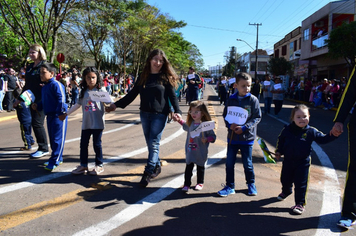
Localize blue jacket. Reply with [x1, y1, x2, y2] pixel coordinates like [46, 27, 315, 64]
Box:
[223, 92, 261, 145]
[276, 122, 337, 161]
[38, 78, 67, 116]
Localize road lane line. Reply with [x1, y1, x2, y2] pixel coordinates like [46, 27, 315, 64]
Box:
[0, 188, 98, 231]
[0, 127, 184, 195]
[71, 149, 227, 236]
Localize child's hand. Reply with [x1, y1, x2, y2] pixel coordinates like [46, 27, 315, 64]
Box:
[58, 113, 67, 121]
[230, 123, 237, 131]
[274, 152, 281, 161]
[201, 137, 207, 144]
[234, 126, 243, 134]
[173, 113, 182, 122]
[105, 103, 116, 113]
[31, 103, 37, 111]
[331, 122, 343, 137]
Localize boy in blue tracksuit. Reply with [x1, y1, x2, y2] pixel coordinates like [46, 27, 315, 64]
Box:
[217, 72, 262, 197]
[32, 62, 68, 171]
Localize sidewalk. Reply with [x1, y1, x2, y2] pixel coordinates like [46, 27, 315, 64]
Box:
[0, 110, 17, 122]
[285, 97, 338, 111]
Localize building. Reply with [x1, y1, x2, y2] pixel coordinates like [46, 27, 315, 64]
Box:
[236, 49, 270, 81]
[300, 0, 356, 80]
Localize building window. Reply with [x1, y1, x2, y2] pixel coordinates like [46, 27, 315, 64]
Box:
[282, 45, 287, 56]
[275, 49, 279, 58]
[294, 40, 297, 51]
[303, 28, 309, 41]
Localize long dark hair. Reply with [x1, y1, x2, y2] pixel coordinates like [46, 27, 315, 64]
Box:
[137, 49, 178, 88]
[79, 67, 103, 99]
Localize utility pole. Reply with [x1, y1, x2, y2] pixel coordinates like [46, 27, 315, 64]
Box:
[249, 23, 262, 80]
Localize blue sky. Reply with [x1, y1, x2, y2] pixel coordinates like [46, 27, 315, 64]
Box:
[146, 0, 333, 69]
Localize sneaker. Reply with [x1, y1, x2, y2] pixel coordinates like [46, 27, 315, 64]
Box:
[88, 165, 104, 176]
[247, 183, 257, 196]
[150, 165, 161, 179]
[337, 217, 356, 229]
[277, 192, 289, 201]
[139, 172, 151, 187]
[71, 165, 88, 175]
[292, 204, 305, 215]
[30, 150, 49, 159]
[20, 147, 31, 151]
[182, 186, 190, 192]
[44, 161, 63, 166]
[217, 184, 235, 197]
[194, 184, 204, 191]
[44, 164, 57, 172]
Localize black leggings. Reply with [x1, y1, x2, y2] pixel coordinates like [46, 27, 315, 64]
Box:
[184, 162, 205, 186]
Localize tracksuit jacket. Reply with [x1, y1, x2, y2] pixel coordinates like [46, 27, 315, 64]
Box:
[223, 92, 261, 145]
[334, 71, 356, 219]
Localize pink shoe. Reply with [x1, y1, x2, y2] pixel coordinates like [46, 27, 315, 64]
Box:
[194, 183, 204, 191]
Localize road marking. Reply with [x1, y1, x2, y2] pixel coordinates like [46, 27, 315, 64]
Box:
[0, 188, 98, 231]
[0, 126, 184, 195]
[72, 149, 227, 236]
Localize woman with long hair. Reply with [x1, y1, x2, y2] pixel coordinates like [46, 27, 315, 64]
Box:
[106, 49, 182, 187]
[15, 44, 49, 158]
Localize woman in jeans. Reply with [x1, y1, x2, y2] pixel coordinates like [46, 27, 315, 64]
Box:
[106, 49, 182, 187]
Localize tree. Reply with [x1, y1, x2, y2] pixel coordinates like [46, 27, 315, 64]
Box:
[326, 21, 356, 69]
[0, 0, 76, 62]
[268, 57, 292, 76]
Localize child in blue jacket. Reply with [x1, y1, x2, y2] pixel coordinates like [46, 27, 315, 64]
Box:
[32, 62, 68, 171]
[275, 104, 337, 215]
[217, 72, 261, 197]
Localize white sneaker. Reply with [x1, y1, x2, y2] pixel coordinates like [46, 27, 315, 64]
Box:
[88, 165, 104, 175]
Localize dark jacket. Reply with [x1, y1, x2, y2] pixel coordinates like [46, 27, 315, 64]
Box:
[114, 73, 181, 115]
[334, 73, 356, 124]
[276, 122, 337, 161]
[223, 92, 261, 145]
[23, 61, 45, 104]
[38, 78, 67, 116]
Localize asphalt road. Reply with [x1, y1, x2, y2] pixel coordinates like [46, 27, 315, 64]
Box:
[0, 84, 352, 236]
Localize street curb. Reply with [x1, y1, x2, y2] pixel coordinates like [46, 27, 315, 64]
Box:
[0, 115, 17, 122]
[285, 98, 338, 111]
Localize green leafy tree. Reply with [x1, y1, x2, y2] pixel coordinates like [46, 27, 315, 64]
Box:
[0, 0, 76, 62]
[326, 21, 356, 69]
[268, 57, 292, 76]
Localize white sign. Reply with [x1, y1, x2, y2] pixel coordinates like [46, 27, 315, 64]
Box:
[224, 106, 248, 125]
[88, 91, 113, 103]
[190, 121, 215, 138]
[263, 81, 270, 86]
[274, 83, 282, 90]
[229, 78, 236, 85]
[221, 80, 226, 84]
[187, 74, 195, 79]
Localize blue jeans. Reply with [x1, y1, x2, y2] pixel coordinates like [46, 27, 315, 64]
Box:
[140, 111, 167, 174]
[80, 129, 103, 167]
[0, 91, 4, 111]
[71, 88, 78, 106]
[264, 97, 272, 114]
[225, 144, 255, 189]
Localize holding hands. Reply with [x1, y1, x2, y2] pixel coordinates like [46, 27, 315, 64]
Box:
[331, 122, 343, 137]
[105, 103, 117, 113]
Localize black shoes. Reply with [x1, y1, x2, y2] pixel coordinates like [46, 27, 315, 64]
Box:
[139, 172, 151, 187]
[139, 165, 162, 187]
[150, 165, 161, 179]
